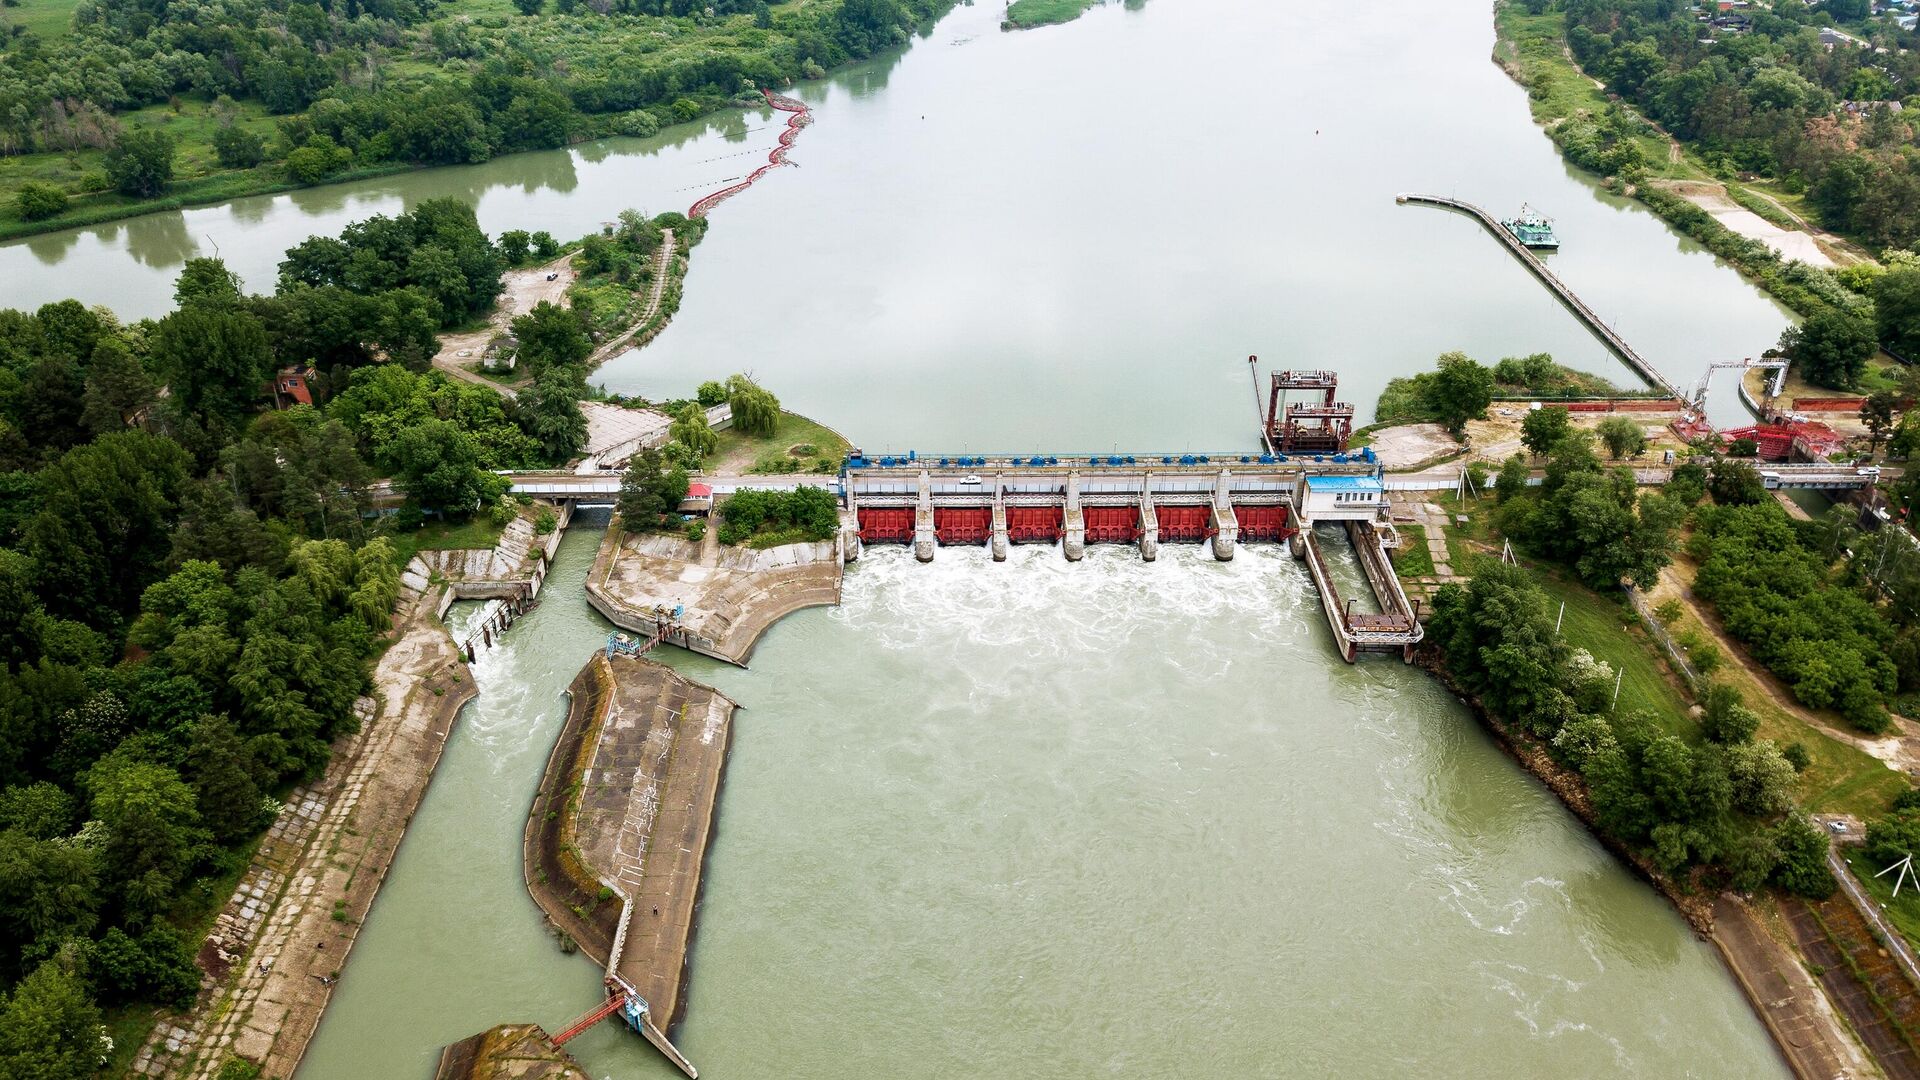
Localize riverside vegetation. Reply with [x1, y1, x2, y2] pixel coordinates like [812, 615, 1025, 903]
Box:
[1496, 0, 1920, 388]
[0, 0, 956, 239]
[0, 197, 636, 1075]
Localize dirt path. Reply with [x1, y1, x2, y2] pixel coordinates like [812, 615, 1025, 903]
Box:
[432, 253, 578, 400]
[586, 229, 677, 368]
[133, 572, 472, 1078]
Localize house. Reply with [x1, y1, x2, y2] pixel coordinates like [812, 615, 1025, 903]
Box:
[263, 365, 316, 408]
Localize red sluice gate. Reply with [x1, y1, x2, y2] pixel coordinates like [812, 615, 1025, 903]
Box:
[934, 507, 991, 545]
[1155, 504, 1212, 542]
[1083, 506, 1140, 544]
[1235, 504, 1293, 541]
[1006, 506, 1063, 543]
[858, 507, 914, 544]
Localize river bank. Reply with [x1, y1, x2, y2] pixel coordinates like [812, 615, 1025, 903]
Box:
[1490, 1, 1870, 323]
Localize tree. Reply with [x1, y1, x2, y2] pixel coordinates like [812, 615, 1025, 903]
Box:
[1771, 815, 1836, 899]
[150, 306, 273, 423]
[86, 750, 206, 918]
[104, 128, 177, 198]
[1725, 741, 1796, 816]
[510, 301, 589, 376]
[1520, 406, 1570, 457]
[0, 959, 104, 1080]
[80, 338, 156, 436]
[498, 230, 531, 264]
[13, 182, 68, 222]
[670, 404, 717, 459]
[1708, 459, 1766, 506]
[174, 257, 244, 309]
[617, 448, 688, 529]
[26, 432, 189, 624]
[696, 380, 727, 407]
[211, 125, 266, 169]
[1595, 416, 1648, 460]
[1701, 683, 1759, 744]
[725, 374, 780, 436]
[515, 369, 587, 464]
[1778, 311, 1876, 391]
[531, 231, 559, 258]
[1493, 453, 1530, 504]
[1862, 390, 1899, 455]
[1427, 351, 1494, 435]
[184, 714, 262, 845]
[513, 0, 542, 13]
[387, 418, 510, 512]
[1875, 266, 1920, 360]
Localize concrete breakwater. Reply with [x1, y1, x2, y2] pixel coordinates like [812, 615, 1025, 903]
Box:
[585, 526, 843, 666]
[521, 652, 735, 1076]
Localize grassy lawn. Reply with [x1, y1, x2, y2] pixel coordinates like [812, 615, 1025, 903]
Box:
[385, 515, 507, 567]
[1531, 574, 1696, 738]
[710, 411, 850, 475]
[2, 0, 82, 39]
[1003, 0, 1099, 28]
[1392, 524, 1435, 577]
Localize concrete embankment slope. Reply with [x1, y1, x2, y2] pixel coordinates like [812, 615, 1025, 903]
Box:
[525, 653, 737, 1043]
[585, 522, 842, 665]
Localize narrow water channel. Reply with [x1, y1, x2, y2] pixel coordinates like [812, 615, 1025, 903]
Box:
[303, 534, 1784, 1078]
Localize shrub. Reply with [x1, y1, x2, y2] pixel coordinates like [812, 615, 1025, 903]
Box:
[13, 181, 69, 221]
[1654, 598, 1683, 624]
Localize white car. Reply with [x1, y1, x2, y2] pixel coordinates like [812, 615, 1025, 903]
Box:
[960, 475, 982, 486]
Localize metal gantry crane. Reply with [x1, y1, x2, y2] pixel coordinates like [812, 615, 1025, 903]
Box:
[1687, 356, 1789, 416]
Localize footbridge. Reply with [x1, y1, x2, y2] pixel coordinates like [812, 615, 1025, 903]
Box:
[1397, 193, 1685, 400]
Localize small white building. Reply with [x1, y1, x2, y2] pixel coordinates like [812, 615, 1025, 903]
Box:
[1298, 474, 1384, 523]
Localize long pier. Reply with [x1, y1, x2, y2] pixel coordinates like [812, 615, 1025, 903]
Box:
[1397, 193, 1685, 400]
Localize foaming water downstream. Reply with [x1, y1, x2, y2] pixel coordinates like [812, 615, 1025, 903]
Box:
[303, 535, 1783, 1077]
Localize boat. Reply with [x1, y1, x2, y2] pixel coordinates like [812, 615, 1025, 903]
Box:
[1499, 204, 1559, 249]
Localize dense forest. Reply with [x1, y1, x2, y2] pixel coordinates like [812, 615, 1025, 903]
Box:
[0, 198, 604, 1073]
[0, 0, 952, 232]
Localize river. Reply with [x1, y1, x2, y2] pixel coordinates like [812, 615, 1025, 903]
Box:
[6, 0, 1800, 1073]
[301, 522, 1783, 1077]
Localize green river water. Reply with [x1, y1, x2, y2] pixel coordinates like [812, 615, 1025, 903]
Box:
[0, 0, 1808, 1074]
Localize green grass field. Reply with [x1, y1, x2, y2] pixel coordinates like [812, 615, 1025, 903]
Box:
[1392, 524, 1434, 577]
[711, 411, 850, 474]
[1531, 573, 1696, 737]
[2, 0, 82, 39]
[386, 515, 508, 568]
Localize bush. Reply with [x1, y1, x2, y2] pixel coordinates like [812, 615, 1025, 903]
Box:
[212, 125, 266, 169]
[534, 506, 558, 535]
[684, 519, 705, 542]
[1654, 598, 1683, 624]
[13, 181, 69, 221]
[216, 1061, 262, 1080]
[715, 486, 837, 546]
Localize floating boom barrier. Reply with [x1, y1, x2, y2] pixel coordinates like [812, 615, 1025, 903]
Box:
[687, 89, 811, 218]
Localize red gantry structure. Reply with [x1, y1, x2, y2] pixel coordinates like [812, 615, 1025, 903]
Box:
[1264, 366, 1355, 453]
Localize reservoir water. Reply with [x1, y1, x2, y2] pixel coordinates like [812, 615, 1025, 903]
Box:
[0, 0, 1801, 1073]
[2, 0, 1787, 432]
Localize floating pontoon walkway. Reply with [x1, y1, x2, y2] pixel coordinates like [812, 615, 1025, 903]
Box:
[1397, 193, 1685, 400]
